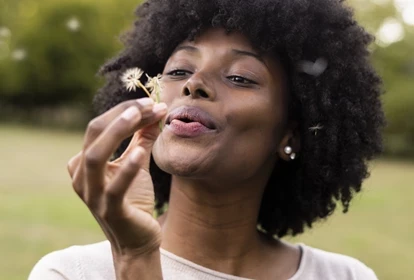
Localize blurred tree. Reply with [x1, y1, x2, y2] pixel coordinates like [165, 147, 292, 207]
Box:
[349, 0, 414, 156]
[0, 0, 413, 156]
[0, 0, 140, 108]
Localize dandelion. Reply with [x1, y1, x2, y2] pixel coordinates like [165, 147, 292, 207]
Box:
[121, 68, 165, 130]
[121, 68, 145, 93]
[298, 58, 328, 76]
[66, 17, 81, 32]
[309, 123, 324, 135]
[11, 48, 27, 61]
[145, 74, 163, 103]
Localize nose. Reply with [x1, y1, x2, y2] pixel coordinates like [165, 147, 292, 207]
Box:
[182, 73, 215, 100]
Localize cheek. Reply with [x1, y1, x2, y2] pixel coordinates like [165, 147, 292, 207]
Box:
[225, 94, 283, 140]
[222, 94, 284, 166]
[159, 81, 182, 105]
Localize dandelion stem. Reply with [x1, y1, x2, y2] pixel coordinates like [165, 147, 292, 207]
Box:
[137, 81, 152, 98]
[156, 89, 160, 103]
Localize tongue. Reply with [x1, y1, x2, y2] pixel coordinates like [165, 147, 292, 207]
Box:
[172, 119, 205, 127]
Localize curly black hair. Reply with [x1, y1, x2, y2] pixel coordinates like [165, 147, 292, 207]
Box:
[93, 0, 386, 238]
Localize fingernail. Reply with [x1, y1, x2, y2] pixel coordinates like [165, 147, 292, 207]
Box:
[137, 97, 154, 106]
[121, 106, 139, 121]
[137, 98, 154, 106]
[153, 103, 167, 113]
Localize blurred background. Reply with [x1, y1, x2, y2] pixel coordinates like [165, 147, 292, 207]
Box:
[0, 0, 413, 279]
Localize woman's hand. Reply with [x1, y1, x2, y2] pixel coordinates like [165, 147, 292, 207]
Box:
[66, 98, 167, 278]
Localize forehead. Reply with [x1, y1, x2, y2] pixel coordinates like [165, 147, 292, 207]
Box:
[173, 28, 257, 55]
[169, 28, 284, 78]
[190, 28, 255, 49]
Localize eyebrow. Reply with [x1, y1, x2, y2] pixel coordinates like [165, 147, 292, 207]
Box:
[172, 45, 198, 55]
[231, 49, 265, 64]
[172, 45, 265, 65]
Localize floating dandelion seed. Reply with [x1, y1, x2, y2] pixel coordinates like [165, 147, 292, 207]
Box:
[11, 49, 27, 61]
[298, 58, 328, 76]
[309, 123, 324, 135]
[145, 74, 163, 102]
[0, 27, 11, 38]
[66, 17, 81, 32]
[121, 68, 144, 92]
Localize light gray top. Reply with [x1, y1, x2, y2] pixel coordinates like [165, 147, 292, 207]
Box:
[28, 240, 378, 280]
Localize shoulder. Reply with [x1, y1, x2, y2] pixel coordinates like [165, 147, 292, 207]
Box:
[291, 244, 378, 280]
[28, 241, 115, 280]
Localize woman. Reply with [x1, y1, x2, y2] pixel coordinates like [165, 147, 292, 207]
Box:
[29, 0, 385, 279]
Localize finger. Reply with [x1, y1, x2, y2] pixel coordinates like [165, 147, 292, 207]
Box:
[112, 131, 141, 164]
[84, 102, 167, 200]
[83, 98, 155, 150]
[71, 156, 86, 199]
[111, 102, 168, 165]
[104, 147, 145, 211]
[83, 106, 142, 199]
[97, 102, 168, 164]
[67, 151, 82, 178]
[68, 151, 85, 199]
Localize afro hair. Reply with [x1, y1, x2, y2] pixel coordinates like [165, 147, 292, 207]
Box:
[93, 0, 386, 238]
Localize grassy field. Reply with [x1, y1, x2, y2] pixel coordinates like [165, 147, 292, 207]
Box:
[1, 124, 413, 280]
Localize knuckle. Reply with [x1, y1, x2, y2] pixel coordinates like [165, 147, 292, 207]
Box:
[67, 163, 74, 177]
[67, 157, 79, 177]
[125, 160, 140, 175]
[111, 118, 135, 139]
[115, 101, 136, 115]
[104, 187, 120, 202]
[84, 149, 102, 168]
[72, 181, 84, 198]
[120, 101, 134, 110]
[87, 118, 105, 135]
[117, 115, 133, 126]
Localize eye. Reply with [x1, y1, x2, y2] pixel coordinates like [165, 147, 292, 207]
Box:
[227, 75, 257, 85]
[167, 69, 191, 77]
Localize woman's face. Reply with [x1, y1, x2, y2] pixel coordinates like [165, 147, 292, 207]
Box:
[152, 28, 288, 183]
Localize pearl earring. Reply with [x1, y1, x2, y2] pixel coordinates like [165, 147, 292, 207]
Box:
[290, 153, 296, 160]
[284, 146, 292, 155]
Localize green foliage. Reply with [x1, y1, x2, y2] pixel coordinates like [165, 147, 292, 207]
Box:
[348, 0, 414, 157]
[0, 0, 413, 156]
[375, 35, 414, 157]
[0, 0, 140, 107]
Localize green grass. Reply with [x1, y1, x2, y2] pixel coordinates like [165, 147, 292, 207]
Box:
[1, 124, 413, 280]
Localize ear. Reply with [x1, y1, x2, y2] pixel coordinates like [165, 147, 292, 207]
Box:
[277, 120, 301, 161]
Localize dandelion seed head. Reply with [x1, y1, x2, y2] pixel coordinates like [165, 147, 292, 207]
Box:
[66, 17, 81, 32]
[145, 74, 163, 102]
[145, 74, 163, 93]
[11, 49, 27, 61]
[0, 27, 11, 38]
[298, 58, 328, 76]
[121, 68, 144, 92]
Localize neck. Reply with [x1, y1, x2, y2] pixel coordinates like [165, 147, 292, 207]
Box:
[159, 176, 268, 274]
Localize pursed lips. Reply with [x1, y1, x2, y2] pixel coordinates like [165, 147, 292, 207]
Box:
[166, 106, 217, 130]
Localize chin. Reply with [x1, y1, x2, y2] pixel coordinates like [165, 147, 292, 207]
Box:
[152, 139, 212, 177]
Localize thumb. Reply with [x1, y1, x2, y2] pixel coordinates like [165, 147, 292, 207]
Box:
[132, 122, 161, 171]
